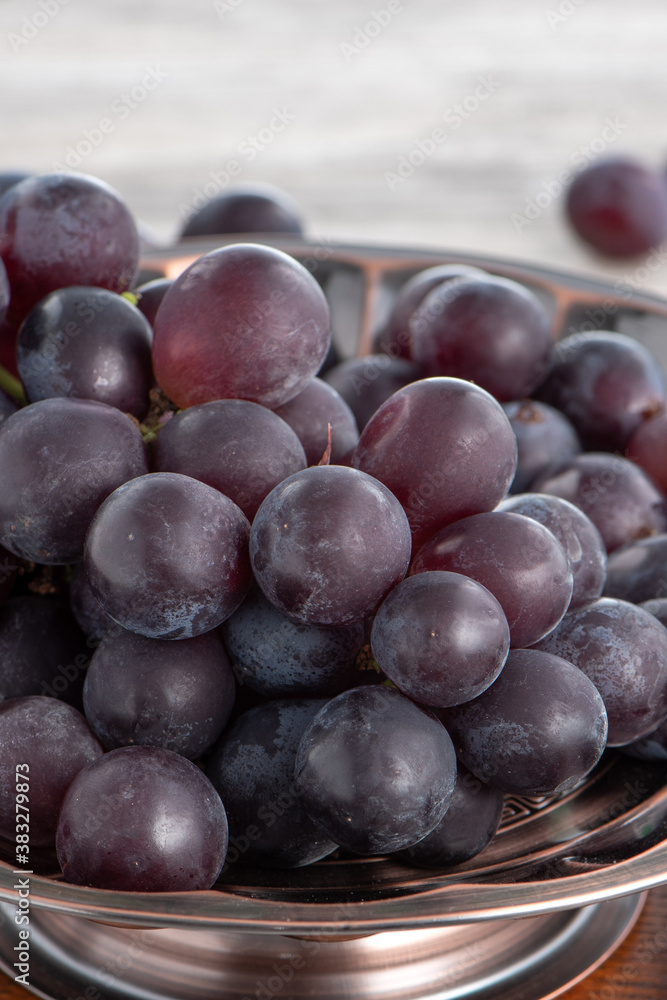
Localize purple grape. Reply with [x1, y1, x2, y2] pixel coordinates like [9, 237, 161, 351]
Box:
[565, 157, 667, 257]
[370, 571, 510, 707]
[626, 410, 667, 496]
[249, 465, 411, 626]
[272, 377, 359, 465]
[639, 597, 667, 629]
[502, 399, 581, 493]
[442, 648, 608, 796]
[83, 628, 236, 759]
[0, 595, 89, 703]
[133, 277, 173, 327]
[397, 764, 504, 867]
[411, 511, 573, 649]
[352, 377, 517, 549]
[294, 685, 457, 854]
[604, 534, 667, 603]
[0, 172, 139, 325]
[496, 493, 606, 609]
[221, 585, 363, 697]
[17, 286, 154, 420]
[151, 398, 307, 521]
[180, 183, 303, 238]
[535, 598, 667, 746]
[84, 472, 252, 639]
[532, 452, 667, 553]
[56, 745, 228, 891]
[0, 696, 103, 847]
[534, 331, 665, 451]
[68, 562, 116, 643]
[410, 275, 554, 402]
[374, 263, 485, 360]
[206, 699, 338, 869]
[152, 243, 330, 410]
[0, 397, 148, 564]
[323, 355, 421, 431]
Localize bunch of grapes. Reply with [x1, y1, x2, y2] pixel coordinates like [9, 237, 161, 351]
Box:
[1, 170, 667, 895]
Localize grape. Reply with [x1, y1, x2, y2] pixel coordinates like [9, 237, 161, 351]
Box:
[17, 286, 154, 420]
[84, 472, 252, 639]
[370, 571, 510, 707]
[0, 397, 148, 564]
[532, 452, 667, 553]
[0, 595, 89, 704]
[272, 377, 359, 465]
[565, 157, 667, 257]
[83, 628, 236, 759]
[206, 699, 338, 868]
[502, 399, 581, 493]
[410, 275, 554, 402]
[603, 534, 667, 603]
[626, 411, 667, 495]
[68, 562, 116, 643]
[152, 398, 307, 521]
[535, 598, 667, 746]
[0, 257, 9, 327]
[0, 696, 103, 847]
[294, 685, 457, 854]
[0, 315, 20, 376]
[411, 511, 573, 649]
[133, 277, 173, 328]
[397, 764, 504, 867]
[0, 171, 32, 198]
[621, 717, 667, 761]
[56, 745, 228, 891]
[442, 648, 608, 796]
[249, 465, 411, 626]
[534, 331, 665, 451]
[639, 597, 667, 629]
[151, 243, 330, 410]
[374, 263, 485, 360]
[180, 183, 303, 239]
[496, 493, 606, 609]
[221, 585, 364, 697]
[323, 354, 421, 431]
[0, 172, 139, 325]
[352, 377, 517, 548]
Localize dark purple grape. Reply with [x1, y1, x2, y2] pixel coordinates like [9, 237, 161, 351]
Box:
[294, 685, 457, 854]
[639, 597, 667, 629]
[442, 648, 608, 796]
[221, 586, 364, 697]
[250, 465, 411, 626]
[84, 472, 252, 640]
[0, 171, 32, 198]
[410, 276, 554, 402]
[604, 534, 667, 603]
[397, 764, 504, 867]
[152, 243, 330, 410]
[565, 157, 667, 257]
[532, 452, 667, 553]
[0, 397, 148, 564]
[352, 377, 517, 548]
[374, 263, 485, 360]
[68, 562, 116, 643]
[502, 399, 581, 493]
[0, 172, 139, 325]
[626, 411, 667, 496]
[534, 331, 665, 451]
[0, 696, 103, 846]
[17, 286, 154, 420]
[180, 183, 303, 238]
[535, 598, 667, 746]
[151, 398, 306, 521]
[206, 699, 338, 868]
[323, 355, 421, 431]
[0, 595, 89, 703]
[496, 493, 606, 609]
[133, 277, 173, 328]
[370, 571, 509, 707]
[411, 511, 573, 649]
[272, 377, 359, 465]
[56, 745, 228, 891]
[0, 257, 9, 327]
[621, 717, 667, 761]
[83, 628, 236, 759]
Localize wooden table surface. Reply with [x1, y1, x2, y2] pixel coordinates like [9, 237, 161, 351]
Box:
[2, 1, 667, 996]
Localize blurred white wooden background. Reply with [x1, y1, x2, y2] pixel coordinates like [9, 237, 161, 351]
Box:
[2, 0, 667, 295]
